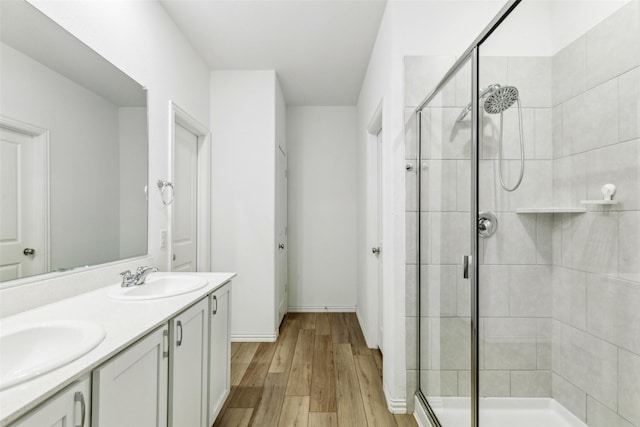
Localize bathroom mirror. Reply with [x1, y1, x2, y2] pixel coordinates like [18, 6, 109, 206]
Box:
[0, 0, 148, 285]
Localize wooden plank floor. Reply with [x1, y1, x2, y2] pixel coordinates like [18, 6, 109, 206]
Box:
[214, 313, 418, 427]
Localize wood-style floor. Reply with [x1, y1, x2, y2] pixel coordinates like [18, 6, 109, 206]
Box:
[213, 313, 418, 427]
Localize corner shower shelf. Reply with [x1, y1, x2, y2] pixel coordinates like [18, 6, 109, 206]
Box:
[515, 207, 587, 214]
[580, 200, 619, 205]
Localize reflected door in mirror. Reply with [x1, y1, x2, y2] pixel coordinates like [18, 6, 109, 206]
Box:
[0, 125, 48, 280]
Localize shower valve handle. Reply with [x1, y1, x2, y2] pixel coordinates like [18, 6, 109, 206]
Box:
[478, 211, 498, 238]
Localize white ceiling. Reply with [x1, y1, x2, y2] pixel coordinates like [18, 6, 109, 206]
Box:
[159, 0, 388, 105]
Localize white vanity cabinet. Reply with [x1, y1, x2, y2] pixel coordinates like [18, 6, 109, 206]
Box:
[169, 297, 209, 427]
[0, 274, 237, 427]
[90, 295, 221, 427]
[208, 281, 231, 425]
[92, 325, 169, 427]
[9, 376, 90, 427]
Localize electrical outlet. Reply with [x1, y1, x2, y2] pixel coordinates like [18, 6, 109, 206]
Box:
[160, 230, 167, 248]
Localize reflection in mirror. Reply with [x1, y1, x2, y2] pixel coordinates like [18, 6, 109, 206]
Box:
[0, 0, 148, 284]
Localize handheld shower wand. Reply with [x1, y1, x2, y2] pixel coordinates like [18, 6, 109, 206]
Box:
[456, 84, 525, 192]
[484, 85, 524, 192]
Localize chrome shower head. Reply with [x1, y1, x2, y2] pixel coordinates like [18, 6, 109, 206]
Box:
[483, 85, 519, 114]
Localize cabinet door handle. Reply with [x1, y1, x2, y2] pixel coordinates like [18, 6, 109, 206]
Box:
[74, 391, 86, 427]
[176, 321, 183, 346]
[162, 329, 169, 358]
[212, 295, 218, 315]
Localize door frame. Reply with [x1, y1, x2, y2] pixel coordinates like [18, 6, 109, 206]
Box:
[366, 101, 383, 351]
[275, 145, 288, 329]
[0, 116, 51, 276]
[168, 102, 211, 272]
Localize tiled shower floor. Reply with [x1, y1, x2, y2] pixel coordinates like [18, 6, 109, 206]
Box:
[423, 397, 586, 427]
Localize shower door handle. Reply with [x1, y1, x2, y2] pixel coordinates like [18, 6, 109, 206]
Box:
[462, 255, 472, 279]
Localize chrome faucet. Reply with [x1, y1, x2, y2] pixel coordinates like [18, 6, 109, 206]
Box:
[120, 266, 159, 287]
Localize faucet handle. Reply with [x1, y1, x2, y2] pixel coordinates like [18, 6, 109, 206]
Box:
[135, 266, 150, 277]
[120, 270, 133, 287]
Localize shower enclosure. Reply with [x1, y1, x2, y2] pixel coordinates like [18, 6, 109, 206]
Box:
[408, 0, 640, 426]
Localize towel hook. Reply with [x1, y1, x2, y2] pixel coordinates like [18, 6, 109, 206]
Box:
[157, 180, 174, 205]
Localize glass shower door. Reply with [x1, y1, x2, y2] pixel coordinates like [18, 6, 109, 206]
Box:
[418, 56, 474, 426]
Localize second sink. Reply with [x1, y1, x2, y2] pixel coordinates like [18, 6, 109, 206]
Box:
[109, 275, 208, 301]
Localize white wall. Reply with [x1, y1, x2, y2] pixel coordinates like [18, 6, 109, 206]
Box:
[276, 79, 287, 153]
[119, 107, 148, 259]
[211, 70, 278, 341]
[0, 42, 121, 269]
[287, 106, 358, 312]
[480, 0, 629, 57]
[356, 1, 393, 358]
[550, 0, 629, 54]
[0, 0, 211, 315]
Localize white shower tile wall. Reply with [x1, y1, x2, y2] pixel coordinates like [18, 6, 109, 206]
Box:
[550, 3, 640, 426]
[404, 2, 640, 425]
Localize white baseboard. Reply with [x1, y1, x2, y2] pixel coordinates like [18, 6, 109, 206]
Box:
[356, 308, 377, 348]
[384, 382, 407, 414]
[287, 306, 356, 313]
[231, 334, 277, 342]
[414, 395, 432, 427]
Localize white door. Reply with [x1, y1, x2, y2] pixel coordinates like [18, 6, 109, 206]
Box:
[92, 326, 169, 427]
[11, 376, 90, 427]
[172, 123, 198, 272]
[170, 297, 208, 427]
[208, 283, 231, 425]
[373, 130, 383, 353]
[0, 126, 47, 281]
[275, 147, 288, 327]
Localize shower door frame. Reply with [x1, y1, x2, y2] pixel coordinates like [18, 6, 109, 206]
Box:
[414, 1, 522, 427]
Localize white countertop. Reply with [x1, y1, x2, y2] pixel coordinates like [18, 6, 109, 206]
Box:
[0, 272, 235, 426]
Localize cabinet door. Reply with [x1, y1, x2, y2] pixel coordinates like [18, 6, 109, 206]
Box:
[92, 325, 169, 427]
[10, 376, 90, 427]
[169, 297, 208, 427]
[208, 282, 231, 425]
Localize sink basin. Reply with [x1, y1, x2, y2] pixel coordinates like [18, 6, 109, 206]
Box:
[109, 275, 208, 301]
[0, 320, 106, 390]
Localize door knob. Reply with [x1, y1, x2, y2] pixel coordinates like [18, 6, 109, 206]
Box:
[23, 248, 35, 256]
[372, 247, 381, 254]
[279, 243, 285, 250]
